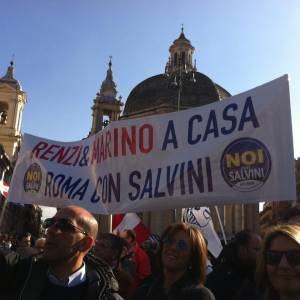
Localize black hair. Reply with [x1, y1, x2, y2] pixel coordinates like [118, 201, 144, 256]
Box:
[98, 233, 127, 258]
[16, 232, 31, 241]
[235, 230, 256, 247]
[281, 206, 300, 222]
[123, 229, 136, 242]
[216, 230, 257, 266]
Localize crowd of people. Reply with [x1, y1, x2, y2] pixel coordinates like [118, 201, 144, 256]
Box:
[0, 205, 299, 300]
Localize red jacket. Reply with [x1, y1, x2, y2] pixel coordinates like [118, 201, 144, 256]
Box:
[131, 243, 151, 287]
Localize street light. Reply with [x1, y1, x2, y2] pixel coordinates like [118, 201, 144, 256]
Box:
[164, 56, 197, 223]
[165, 57, 196, 111]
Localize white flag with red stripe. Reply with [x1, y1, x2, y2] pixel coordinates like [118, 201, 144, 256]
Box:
[112, 213, 150, 244]
[0, 180, 9, 198]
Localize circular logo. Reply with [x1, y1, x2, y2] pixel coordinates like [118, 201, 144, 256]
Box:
[220, 138, 271, 192]
[23, 163, 42, 193]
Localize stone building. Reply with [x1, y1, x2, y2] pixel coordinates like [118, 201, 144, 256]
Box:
[90, 30, 260, 237]
[0, 61, 26, 160]
[0, 62, 42, 236]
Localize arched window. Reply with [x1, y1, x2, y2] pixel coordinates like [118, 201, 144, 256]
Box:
[174, 53, 178, 66]
[0, 102, 8, 125]
[181, 52, 185, 64]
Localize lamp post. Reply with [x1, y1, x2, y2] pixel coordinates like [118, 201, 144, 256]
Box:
[165, 58, 196, 223]
[165, 58, 196, 111]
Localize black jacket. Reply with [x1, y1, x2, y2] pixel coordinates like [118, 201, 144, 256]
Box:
[134, 274, 215, 300]
[0, 252, 123, 300]
[206, 261, 260, 300]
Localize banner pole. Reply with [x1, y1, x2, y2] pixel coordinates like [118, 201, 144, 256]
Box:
[108, 214, 112, 233]
[214, 206, 227, 245]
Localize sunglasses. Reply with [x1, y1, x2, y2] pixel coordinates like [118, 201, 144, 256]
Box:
[162, 237, 189, 251]
[43, 218, 88, 236]
[266, 250, 300, 266]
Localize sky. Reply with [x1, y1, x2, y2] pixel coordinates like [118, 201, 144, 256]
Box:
[1, 1, 299, 218]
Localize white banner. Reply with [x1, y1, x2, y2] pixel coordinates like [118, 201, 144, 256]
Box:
[8, 75, 296, 214]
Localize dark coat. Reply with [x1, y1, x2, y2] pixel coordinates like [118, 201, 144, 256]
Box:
[206, 261, 260, 300]
[0, 252, 123, 300]
[134, 274, 215, 300]
[114, 266, 135, 300]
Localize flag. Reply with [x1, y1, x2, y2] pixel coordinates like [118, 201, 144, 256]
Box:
[112, 213, 150, 244]
[0, 180, 9, 198]
[183, 207, 223, 258]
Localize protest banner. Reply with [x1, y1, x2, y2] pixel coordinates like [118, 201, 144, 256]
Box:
[7, 75, 296, 214]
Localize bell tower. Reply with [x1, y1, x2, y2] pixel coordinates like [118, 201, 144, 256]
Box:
[165, 26, 197, 75]
[90, 58, 123, 135]
[0, 61, 27, 160]
[90, 58, 123, 232]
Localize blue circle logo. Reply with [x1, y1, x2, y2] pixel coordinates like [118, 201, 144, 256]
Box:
[23, 163, 42, 193]
[220, 138, 271, 192]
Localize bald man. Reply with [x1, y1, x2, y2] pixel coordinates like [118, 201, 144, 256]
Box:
[0, 205, 123, 300]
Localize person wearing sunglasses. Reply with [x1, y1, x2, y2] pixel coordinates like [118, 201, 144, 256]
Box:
[0, 205, 123, 300]
[134, 223, 215, 300]
[256, 224, 300, 300]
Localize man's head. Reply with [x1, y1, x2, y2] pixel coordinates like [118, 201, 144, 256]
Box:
[93, 233, 126, 267]
[282, 206, 300, 225]
[16, 232, 31, 248]
[43, 205, 98, 266]
[236, 230, 262, 267]
[119, 229, 136, 249]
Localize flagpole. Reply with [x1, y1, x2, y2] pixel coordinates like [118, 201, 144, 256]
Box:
[0, 198, 8, 229]
[0, 171, 7, 230]
[214, 206, 227, 245]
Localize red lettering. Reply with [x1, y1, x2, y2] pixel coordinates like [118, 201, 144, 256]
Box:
[50, 147, 71, 163]
[40, 144, 60, 160]
[31, 141, 48, 158]
[99, 135, 105, 163]
[105, 131, 112, 159]
[122, 126, 136, 156]
[62, 146, 80, 166]
[91, 138, 99, 164]
[114, 128, 118, 157]
[73, 145, 83, 166]
[139, 124, 153, 153]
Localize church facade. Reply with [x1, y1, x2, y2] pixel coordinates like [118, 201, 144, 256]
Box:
[0, 62, 42, 236]
[90, 30, 260, 237]
[0, 62, 26, 162]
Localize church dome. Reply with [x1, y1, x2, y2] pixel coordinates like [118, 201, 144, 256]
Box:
[123, 29, 230, 117]
[123, 72, 230, 116]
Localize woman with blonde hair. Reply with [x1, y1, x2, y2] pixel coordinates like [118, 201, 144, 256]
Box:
[257, 224, 300, 300]
[134, 223, 215, 300]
